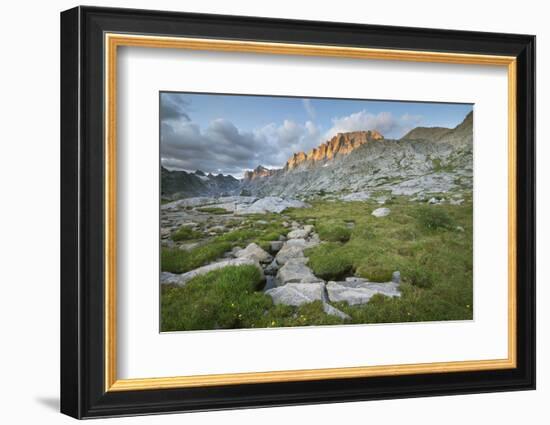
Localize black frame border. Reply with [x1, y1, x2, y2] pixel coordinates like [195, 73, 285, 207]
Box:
[60, 6, 535, 419]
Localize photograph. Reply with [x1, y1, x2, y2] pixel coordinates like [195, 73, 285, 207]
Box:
[159, 92, 474, 332]
[57, 4, 536, 419]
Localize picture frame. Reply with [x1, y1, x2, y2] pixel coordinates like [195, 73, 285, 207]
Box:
[60, 5, 536, 419]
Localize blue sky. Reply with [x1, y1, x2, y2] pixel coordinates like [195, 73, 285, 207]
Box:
[160, 92, 472, 177]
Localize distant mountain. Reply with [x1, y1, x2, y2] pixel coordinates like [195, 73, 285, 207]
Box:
[401, 112, 473, 147]
[240, 112, 473, 198]
[161, 167, 240, 200]
[243, 165, 277, 181]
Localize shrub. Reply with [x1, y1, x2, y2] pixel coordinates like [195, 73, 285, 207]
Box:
[306, 243, 354, 280]
[317, 223, 352, 242]
[401, 264, 434, 289]
[356, 265, 394, 282]
[172, 226, 202, 241]
[416, 206, 454, 231]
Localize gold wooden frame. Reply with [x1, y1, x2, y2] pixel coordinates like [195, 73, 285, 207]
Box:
[104, 33, 517, 392]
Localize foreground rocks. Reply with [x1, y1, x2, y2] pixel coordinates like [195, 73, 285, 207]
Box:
[160, 258, 264, 287]
[263, 222, 350, 319]
[266, 282, 325, 306]
[161, 218, 401, 322]
[326, 275, 401, 306]
[276, 258, 323, 286]
[235, 243, 273, 264]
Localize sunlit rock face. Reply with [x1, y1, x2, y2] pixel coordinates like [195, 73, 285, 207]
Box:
[243, 165, 277, 181]
[285, 130, 384, 170]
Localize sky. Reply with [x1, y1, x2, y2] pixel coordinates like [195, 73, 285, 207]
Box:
[160, 92, 473, 178]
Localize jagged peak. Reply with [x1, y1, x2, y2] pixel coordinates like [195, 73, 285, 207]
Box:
[286, 130, 384, 170]
[243, 165, 277, 180]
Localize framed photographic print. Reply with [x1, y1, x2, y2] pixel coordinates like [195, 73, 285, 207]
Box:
[60, 6, 536, 419]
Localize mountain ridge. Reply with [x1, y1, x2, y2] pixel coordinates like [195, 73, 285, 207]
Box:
[161, 167, 240, 200]
[240, 111, 473, 198]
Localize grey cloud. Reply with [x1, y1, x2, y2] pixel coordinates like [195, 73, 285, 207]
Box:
[161, 117, 323, 176]
[160, 93, 191, 122]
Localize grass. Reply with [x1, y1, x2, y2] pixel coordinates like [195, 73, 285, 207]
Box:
[161, 266, 268, 331]
[316, 223, 351, 242]
[161, 241, 232, 274]
[161, 265, 345, 331]
[288, 196, 473, 323]
[161, 195, 473, 330]
[161, 213, 289, 273]
[172, 226, 202, 242]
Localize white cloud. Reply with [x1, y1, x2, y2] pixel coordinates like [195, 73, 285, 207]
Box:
[325, 110, 423, 140]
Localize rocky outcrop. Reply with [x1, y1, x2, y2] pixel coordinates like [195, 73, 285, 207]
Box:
[276, 258, 323, 286]
[286, 130, 384, 170]
[243, 165, 277, 181]
[235, 243, 273, 264]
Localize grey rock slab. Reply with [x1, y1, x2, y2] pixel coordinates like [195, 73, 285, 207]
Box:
[160, 272, 183, 285]
[235, 243, 273, 263]
[275, 245, 307, 265]
[266, 282, 325, 307]
[326, 280, 401, 305]
[428, 197, 443, 204]
[208, 225, 226, 232]
[235, 197, 309, 215]
[340, 191, 370, 202]
[161, 197, 216, 211]
[178, 242, 200, 251]
[269, 240, 284, 252]
[322, 302, 351, 320]
[276, 259, 323, 286]
[287, 228, 311, 239]
[285, 238, 307, 248]
[371, 207, 391, 218]
[170, 258, 264, 287]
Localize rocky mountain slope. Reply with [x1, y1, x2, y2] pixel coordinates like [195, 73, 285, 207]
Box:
[161, 167, 240, 200]
[241, 112, 473, 198]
